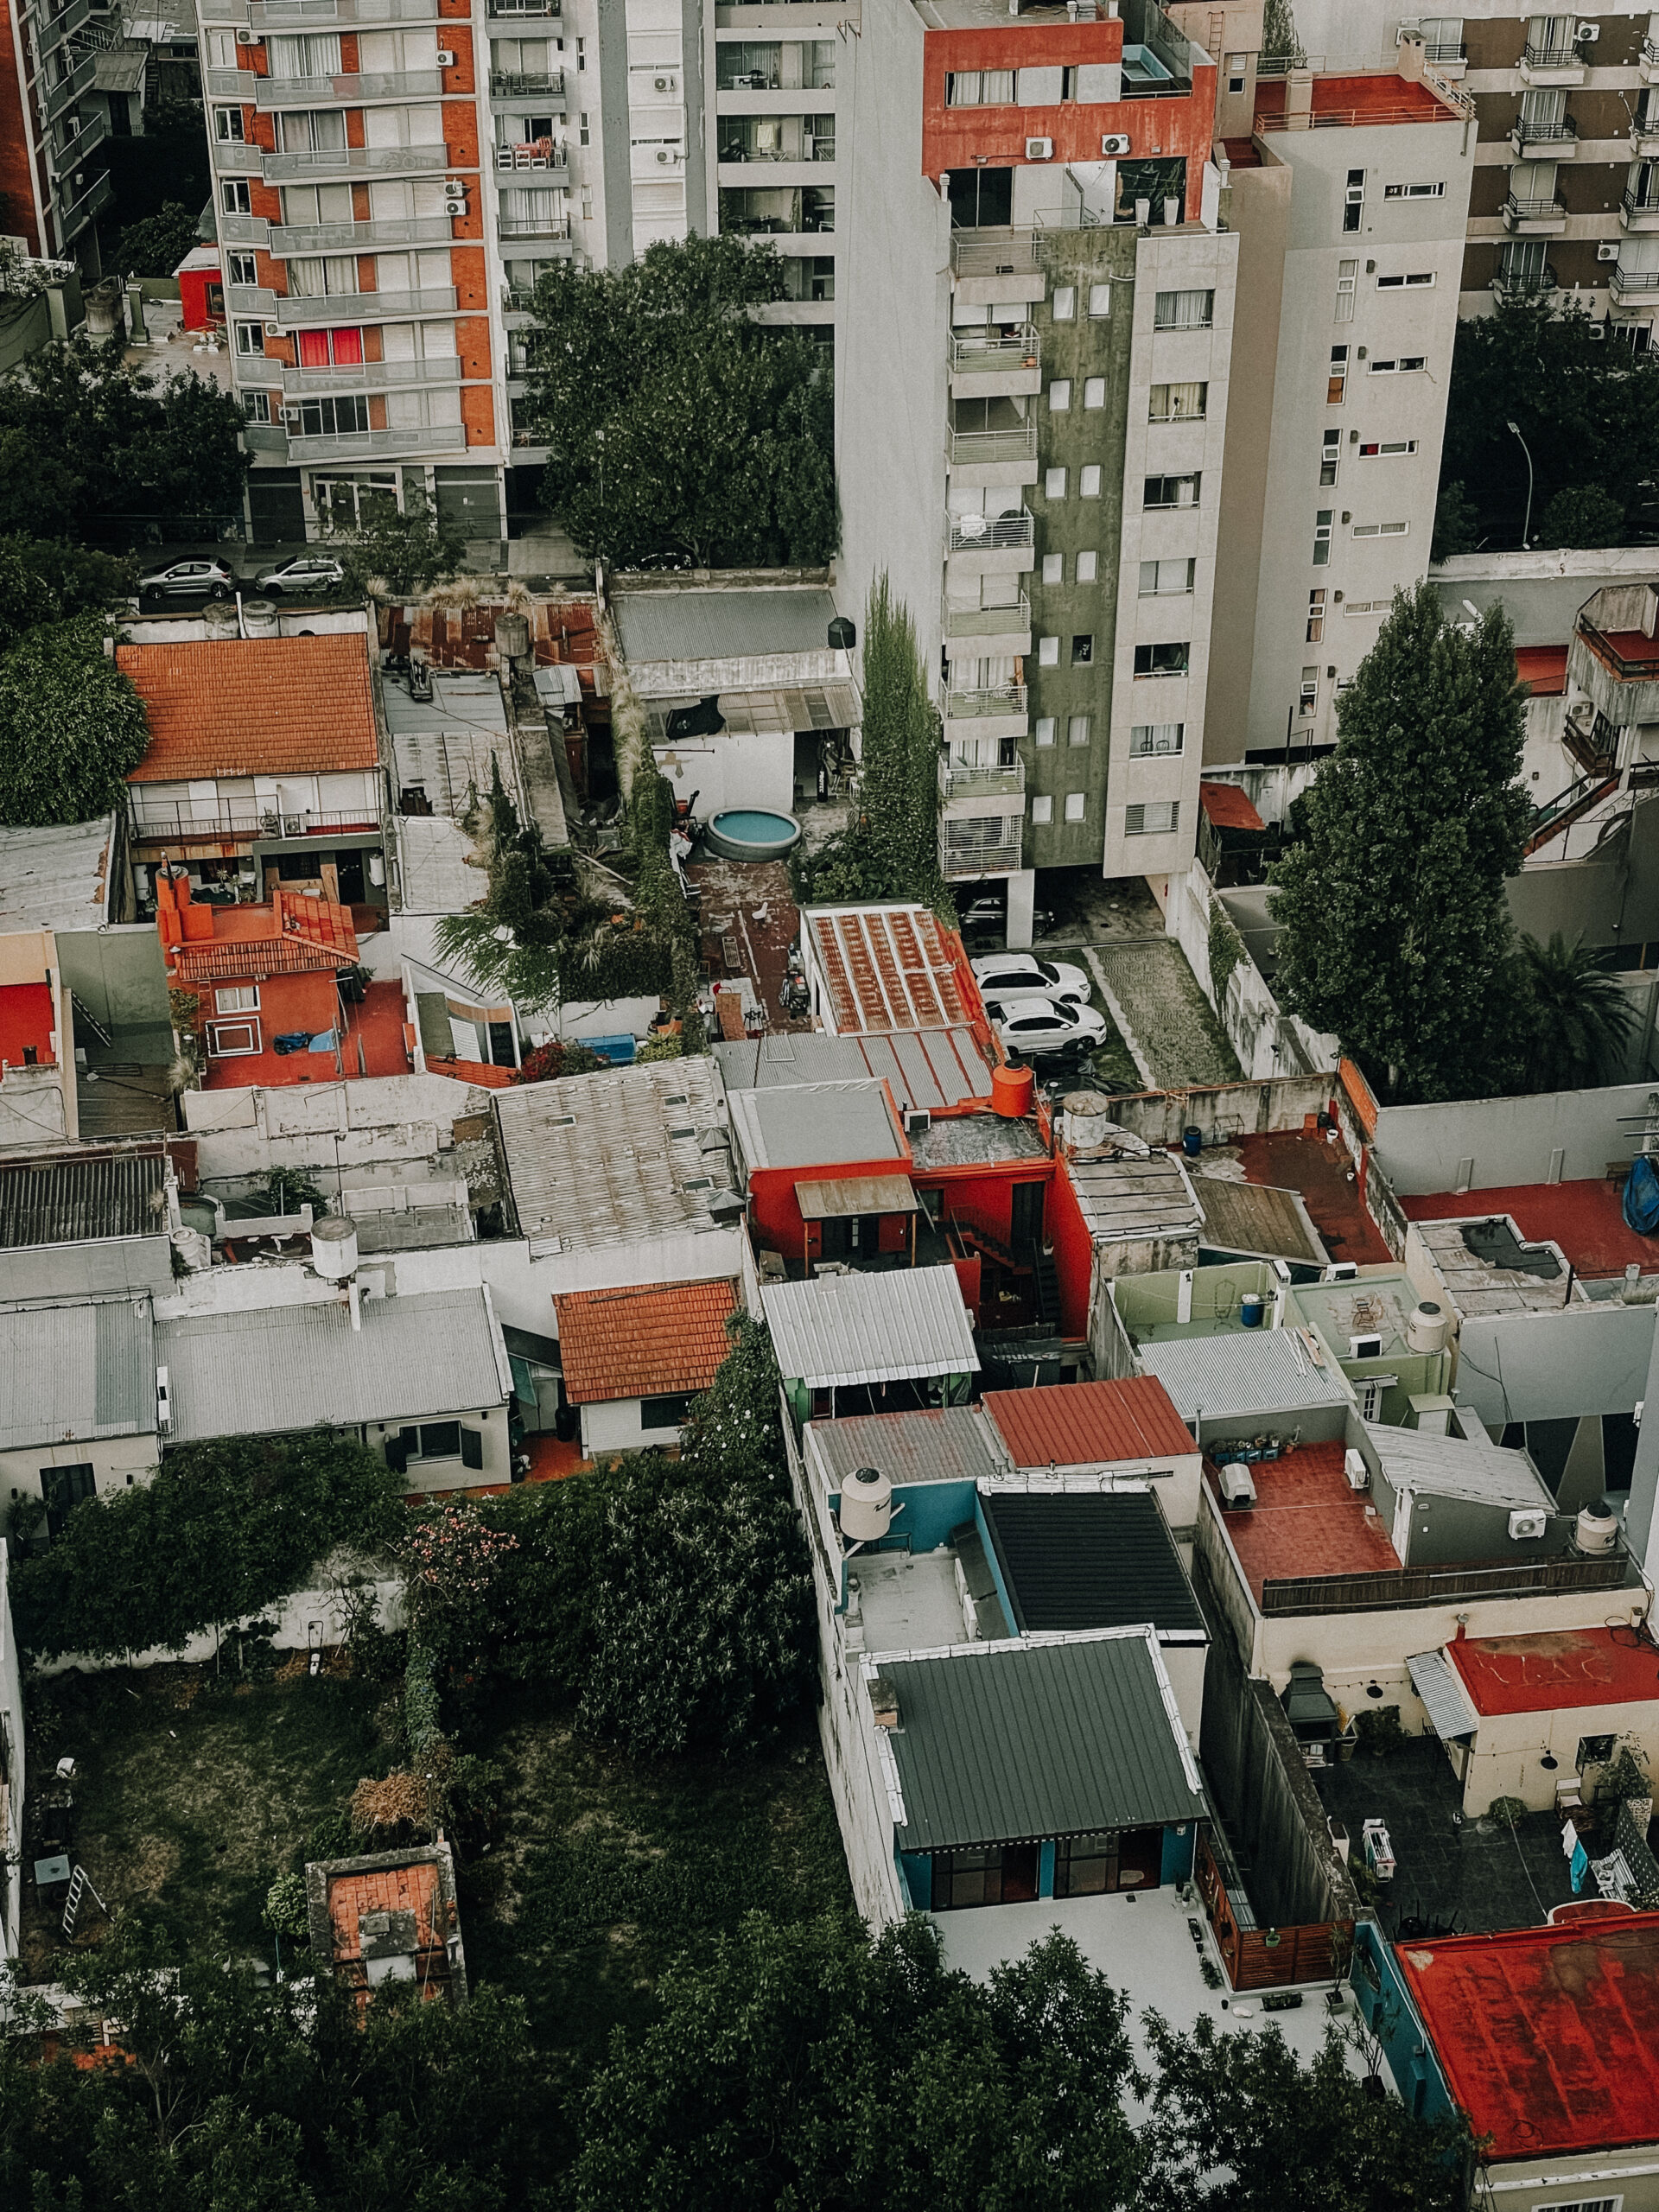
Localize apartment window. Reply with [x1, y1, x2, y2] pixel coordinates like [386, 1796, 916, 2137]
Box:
[1320, 429, 1341, 486]
[1042, 553, 1065, 585]
[579, 111, 590, 145]
[1084, 376, 1106, 408]
[1313, 509, 1333, 564]
[1352, 520, 1409, 537]
[1047, 379, 1072, 415]
[1039, 634, 1060, 667]
[222, 179, 251, 215]
[1359, 439, 1419, 456]
[289, 254, 365, 299]
[1421, 14, 1464, 61]
[946, 69, 1015, 105]
[267, 31, 341, 79]
[1149, 379, 1206, 422]
[244, 391, 272, 425]
[1328, 346, 1349, 404]
[1335, 257, 1357, 321]
[1080, 464, 1102, 497]
[1383, 181, 1446, 199]
[1034, 716, 1057, 747]
[1139, 557, 1194, 595]
[1071, 633, 1093, 665]
[1046, 466, 1068, 498]
[1225, 52, 1247, 92]
[276, 109, 348, 154]
[1064, 791, 1086, 822]
[1076, 550, 1098, 582]
[233, 321, 266, 356]
[214, 984, 259, 1014]
[1306, 588, 1325, 644]
[227, 252, 258, 287]
[1300, 666, 1319, 714]
[1088, 283, 1111, 317]
[1053, 285, 1077, 320]
[1145, 473, 1200, 509]
[639, 1393, 694, 1430]
[1369, 356, 1426, 375]
[1154, 287, 1212, 329]
[1134, 641, 1189, 676]
[214, 105, 245, 143]
[575, 34, 585, 68]
[1376, 270, 1435, 289]
[1067, 713, 1091, 747]
[1126, 800, 1179, 835]
[207, 1019, 260, 1057]
[1031, 793, 1054, 823]
[1130, 721, 1184, 756]
[1344, 168, 1365, 233]
[290, 394, 372, 436]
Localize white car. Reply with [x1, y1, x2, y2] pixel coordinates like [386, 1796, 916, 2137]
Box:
[970, 953, 1090, 1004]
[254, 554, 346, 595]
[984, 995, 1109, 1057]
[137, 557, 234, 601]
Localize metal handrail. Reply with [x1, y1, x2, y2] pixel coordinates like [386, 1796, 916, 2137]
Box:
[1510, 114, 1577, 143]
[1611, 264, 1659, 296]
[946, 507, 1034, 553]
[947, 423, 1038, 467]
[1492, 263, 1558, 296]
[269, 214, 454, 251]
[945, 595, 1030, 639]
[941, 683, 1027, 721]
[943, 842, 1022, 879]
[267, 286, 458, 323]
[1505, 193, 1567, 219]
[490, 69, 564, 96]
[1623, 188, 1659, 219]
[950, 227, 1040, 277]
[948, 326, 1039, 372]
[939, 759, 1027, 800]
[1579, 619, 1659, 677]
[1522, 36, 1582, 65]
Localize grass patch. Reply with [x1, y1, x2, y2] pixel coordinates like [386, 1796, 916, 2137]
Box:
[1087, 1005, 1144, 1096]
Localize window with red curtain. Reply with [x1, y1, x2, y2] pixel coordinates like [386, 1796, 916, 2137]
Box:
[331, 327, 364, 365]
[297, 329, 329, 366]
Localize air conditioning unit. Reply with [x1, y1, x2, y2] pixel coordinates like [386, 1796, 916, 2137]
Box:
[654, 73, 677, 91]
[1509, 1508, 1548, 1541]
[1350, 1332, 1383, 1359]
[1101, 133, 1131, 156]
[283, 406, 302, 426]
[234, 28, 264, 43]
[444, 195, 466, 213]
[905, 1109, 931, 1135]
[1586, 321, 1606, 338]
[1344, 1448, 1370, 1493]
[1324, 1260, 1358, 1281]
[443, 177, 466, 196]
[1598, 241, 1621, 259]
[436, 48, 455, 66]
[655, 147, 681, 164]
[263, 320, 281, 337]
[1575, 19, 1599, 38]
[1025, 136, 1053, 160]
[283, 813, 305, 836]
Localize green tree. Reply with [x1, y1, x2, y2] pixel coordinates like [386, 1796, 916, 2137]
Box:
[523, 232, 837, 568]
[1429, 479, 1478, 563]
[112, 201, 200, 280]
[677, 1311, 788, 1490]
[0, 535, 136, 653]
[325, 486, 467, 596]
[1520, 930, 1635, 1090]
[1268, 582, 1531, 1103]
[0, 611, 150, 823]
[1261, 0, 1306, 63]
[256, 1166, 330, 1217]
[1539, 481, 1625, 550]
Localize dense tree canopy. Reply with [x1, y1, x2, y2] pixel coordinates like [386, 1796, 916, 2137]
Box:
[0, 611, 150, 823]
[0, 535, 135, 654]
[325, 486, 467, 596]
[1519, 930, 1635, 1091]
[111, 201, 201, 281]
[524, 233, 837, 568]
[1269, 582, 1531, 1103]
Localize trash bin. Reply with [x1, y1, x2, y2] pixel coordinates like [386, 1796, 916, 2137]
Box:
[1182, 1125, 1203, 1159]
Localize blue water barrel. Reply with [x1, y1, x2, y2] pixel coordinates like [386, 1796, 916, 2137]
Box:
[1182, 1125, 1203, 1159]
[1240, 1293, 1265, 1329]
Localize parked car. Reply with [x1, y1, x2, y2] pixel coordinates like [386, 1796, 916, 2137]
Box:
[970, 952, 1090, 1004]
[137, 557, 234, 601]
[983, 995, 1109, 1057]
[958, 896, 1057, 939]
[253, 554, 346, 596]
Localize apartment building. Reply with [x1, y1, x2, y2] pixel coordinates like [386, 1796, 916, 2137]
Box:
[2, 0, 132, 265]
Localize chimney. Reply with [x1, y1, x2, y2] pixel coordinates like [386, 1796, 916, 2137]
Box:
[868, 1675, 899, 1730]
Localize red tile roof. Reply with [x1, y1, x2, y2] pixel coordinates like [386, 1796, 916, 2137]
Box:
[1198, 781, 1267, 833]
[119, 636, 380, 781]
[982, 1376, 1197, 1469]
[1515, 645, 1568, 698]
[1449, 1627, 1659, 1717]
[169, 889, 359, 983]
[1395, 1914, 1659, 2159]
[328, 1861, 444, 1967]
[554, 1278, 738, 1405]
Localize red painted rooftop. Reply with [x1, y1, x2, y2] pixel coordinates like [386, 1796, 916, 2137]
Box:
[0, 981, 54, 1069]
[1583, 626, 1659, 673]
[1198, 781, 1266, 834]
[1448, 1627, 1659, 1716]
[1515, 645, 1568, 698]
[982, 1374, 1196, 1468]
[1232, 1126, 1393, 1267]
[1400, 1179, 1656, 1280]
[554, 1277, 737, 1406]
[1253, 73, 1452, 127]
[1395, 1913, 1659, 2158]
[1205, 1440, 1401, 1603]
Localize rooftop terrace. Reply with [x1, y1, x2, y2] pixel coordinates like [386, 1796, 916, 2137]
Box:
[1403, 1179, 1656, 1289]
[1252, 72, 1459, 131]
[1205, 1441, 1400, 1605]
[1231, 1128, 1392, 1267]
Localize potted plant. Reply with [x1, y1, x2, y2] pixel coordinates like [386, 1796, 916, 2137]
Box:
[1353, 1704, 1406, 1760]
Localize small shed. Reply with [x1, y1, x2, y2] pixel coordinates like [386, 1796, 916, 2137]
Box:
[174, 244, 223, 332]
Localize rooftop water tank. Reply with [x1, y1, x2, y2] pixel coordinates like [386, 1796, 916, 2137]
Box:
[839, 1465, 893, 1543]
[310, 1215, 359, 1281]
[242, 598, 279, 638]
[1062, 1089, 1113, 1154]
[1406, 1300, 1449, 1355]
[1577, 1502, 1620, 1556]
[991, 1062, 1034, 1118]
[496, 610, 530, 660]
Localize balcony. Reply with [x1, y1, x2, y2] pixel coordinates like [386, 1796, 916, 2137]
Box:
[1611, 262, 1659, 302]
[130, 801, 382, 842]
[244, 423, 290, 457]
[950, 226, 1045, 308]
[1421, 36, 1465, 73]
[1643, 35, 1659, 84]
[41, 51, 97, 125]
[487, 0, 559, 15]
[948, 325, 1040, 400]
[1633, 118, 1659, 158]
[490, 68, 566, 105]
[494, 144, 569, 185]
[944, 595, 1031, 658]
[206, 67, 257, 98]
[1510, 113, 1577, 158]
[213, 138, 266, 173]
[939, 757, 1027, 803]
[30, 0, 92, 53]
[942, 833, 1023, 881]
[263, 143, 453, 180]
[945, 506, 1035, 581]
[946, 422, 1038, 490]
[1622, 191, 1659, 234]
[496, 210, 571, 242]
[1491, 263, 1557, 301]
[226, 283, 277, 315]
[940, 682, 1028, 747]
[251, 0, 442, 21]
[54, 165, 110, 238]
[284, 423, 467, 461]
[1503, 193, 1568, 235]
[269, 284, 458, 323]
[268, 213, 455, 252]
[254, 68, 446, 106]
[52, 105, 110, 174]
[280, 356, 462, 391]
[219, 213, 270, 246]
[1518, 37, 1584, 84]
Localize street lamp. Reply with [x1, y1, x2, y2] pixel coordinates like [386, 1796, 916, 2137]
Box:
[1507, 420, 1534, 550]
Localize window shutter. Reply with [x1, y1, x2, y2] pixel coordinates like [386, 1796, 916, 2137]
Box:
[461, 1427, 484, 1471]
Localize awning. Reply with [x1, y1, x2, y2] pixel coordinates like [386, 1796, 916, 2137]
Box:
[797, 1174, 918, 1221]
[1408, 1649, 1481, 1742]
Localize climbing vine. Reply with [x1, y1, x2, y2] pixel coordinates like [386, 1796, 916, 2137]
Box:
[1208, 901, 1247, 1009]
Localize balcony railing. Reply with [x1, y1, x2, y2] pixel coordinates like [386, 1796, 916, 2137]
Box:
[947, 507, 1034, 553]
[1633, 119, 1659, 156]
[495, 144, 569, 181]
[263, 143, 453, 179]
[949, 325, 1039, 373]
[131, 804, 383, 840]
[490, 69, 565, 98]
[1579, 619, 1659, 678]
[950, 227, 1040, 279]
[1622, 190, 1659, 225]
[41, 51, 97, 124]
[941, 682, 1027, 722]
[487, 0, 560, 15]
[939, 758, 1027, 801]
[245, 423, 289, 455]
[251, 0, 442, 20]
[943, 840, 1022, 880]
[206, 67, 257, 97]
[1422, 37, 1465, 63]
[1522, 36, 1581, 66]
[219, 214, 270, 245]
[269, 213, 455, 251]
[945, 594, 1030, 639]
[213, 138, 266, 173]
[31, 0, 92, 51]
[1504, 193, 1567, 225]
[226, 283, 277, 315]
[54, 167, 111, 238]
[1611, 263, 1659, 299]
[280, 356, 462, 391]
[269, 284, 457, 322]
[284, 423, 467, 460]
[1492, 263, 1557, 298]
[496, 212, 571, 240]
[254, 68, 446, 105]
[1510, 113, 1577, 149]
[947, 423, 1038, 467]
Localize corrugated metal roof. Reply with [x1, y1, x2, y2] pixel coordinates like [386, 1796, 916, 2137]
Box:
[0, 1299, 156, 1452]
[712, 1027, 995, 1112]
[1138, 1332, 1351, 1421]
[1366, 1421, 1555, 1512]
[982, 1376, 1197, 1469]
[493, 1058, 735, 1253]
[727, 1080, 905, 1173]
[1067, 1153, 1204, 1243]
[879, 1630, 1208, 1852]
[156, 1287, 507, 1443]
[804, 905, 973, 1036]
[0, 1152, 168, 1248]
[1195, 1177, 1325, 1266]
[761, 1266, 980, 1389]
[1407, 1649, 1481, 1740]
[6, 1240, 175, 1300]
[809, 1405, 1002, 1491]
[982, 1492, 1207, 1637]
[613, 587, 838, 665]
[0, 817, 118, 933]
[798, 1175, 918, 1220]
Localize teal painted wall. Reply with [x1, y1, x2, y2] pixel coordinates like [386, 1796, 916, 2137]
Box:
[1039, 1840, 1056, 1899]
[899, 1850, 931, 1910]
[1351, 1922, 1454, 2125]
[829, 1478, 980, 1559]
[1161, 1822, 1197, 1885]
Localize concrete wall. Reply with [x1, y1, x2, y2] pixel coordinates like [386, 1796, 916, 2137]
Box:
[181, 1071, 497, 1179]
[1093, 1070, 1337, 1144]
[31, 1560, 408, 1679]
[651, 726, 793, 820]
[1370, 1079, 1659, 1195]
[0, 1432, 162, 1516]
[55, 925, 168, 1037]
[1165, 860, 1338, 1078]
[0, 1542, 23, 1959]
[363, 1408, 512, 1490]
[1465, 1691, 1659, 1818]
[1452, 1300, 1656, 1433]
[579, 1394, 689, 1457]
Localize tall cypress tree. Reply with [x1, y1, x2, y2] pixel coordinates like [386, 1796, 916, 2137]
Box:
[1269, 582, 1531, 1103]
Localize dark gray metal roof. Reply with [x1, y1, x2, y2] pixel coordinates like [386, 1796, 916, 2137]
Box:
[713, 1027, 995, 1114]
[0, 1151, 168, 1248]
[810, 1406, 1002, 1491]
[0, 1298, 156, 1452]
[727, 1080, 905, 1173]
[981, 1491, 1207, 1636]
[613, 588, 838, 666]
[880, 1630, 1208, 1852]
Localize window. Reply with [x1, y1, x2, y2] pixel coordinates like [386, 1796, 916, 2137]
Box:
[1144, 473, 1200, 508]
[227, 251, 258, 287]
[41, 1463, 96, 1540]
[1376, 270, 1435, 288]
[1529, 2200, 1621, 2212]
[1071, 633, 1093, 665]
[1320, 429, 1341, 486]
[1067, 713, 1091, 747]
[1076, 550, 1098, 582]
[268, 30, 341, 78]
[1313, 510, 1333, 564]
[1049, 378, 1071, 411]
[1055, 1830, 1119, 1897]
[1041, 552, 1064, 585]
[1300, 666, 1319, 714]
[1130, 721, 1184, 755]
[1149, 379, 1206, 422]
[1352, 520, 1409, 537]
[579, 110, 590, 144]
[1154, 287, 1212, 329]
[1139, 557, 1194, 595]
[1577, 1734, 1616, 1769]
[1134, 641, 1189, 676]
[946, 68, 1014, 105]
[288, 253, 362, 298]
[1328, 346, 1349, 404]
[207, 1018, 260, 1056]
[1368, 357, 1426, 374]
[416, 1422, 461, 1459]
[1225, 52, 1247, 92]
[214, 105, 245, 143]
[1039, 634, 1060, 667]
[1034, 716, 1057, 746]
[289, 394, 372, 436]
[234, 321, 266, 356]
[1126, 800, 1179, 835]
[640, 1392, 694, 1430]
[1064, 791, 1086, 822]
[1420, 14, 1464, 62]
[1084, 376, 1106, 408]
[296, 327, 364, 367]
[214, 985, 259, 1014]
[275, 108, 348, 154]
[222, 178, 251, 214]
[1383, 181, 1446, 199]
[1045, 465, 1067, 498]
[1053, 284, 1077, 320]
[1079, 464, 1102, 497]
[1306, 588, 1325, 643]
[245, 391, 272, 425]
[1359, 439, 1418, 456]
[1031, 793, 1054, 823]
[1335, 257, 1357, 321]
[1344, 168, 1365, 233]
[1087, 282, 1111, 316]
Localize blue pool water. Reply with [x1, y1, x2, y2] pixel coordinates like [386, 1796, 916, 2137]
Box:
[714, 810, 796, 840]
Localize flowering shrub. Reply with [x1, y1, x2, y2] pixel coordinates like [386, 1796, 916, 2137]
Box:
[511, 1038, 607, 1086]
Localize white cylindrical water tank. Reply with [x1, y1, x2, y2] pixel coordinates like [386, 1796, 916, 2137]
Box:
[1406, 1300, 1450, 1354]
[367, 851, 386, 888]
[1062, 1090, 1113, 1154]
[242, 598, 279, 638]
[1577, 1503, 1620, 1556]
[839, 1465, 893, 1543]
[310, 1214, 359, 1280]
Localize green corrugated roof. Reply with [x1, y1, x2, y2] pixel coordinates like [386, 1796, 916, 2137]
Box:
[881, 1630, 1207, 1853]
